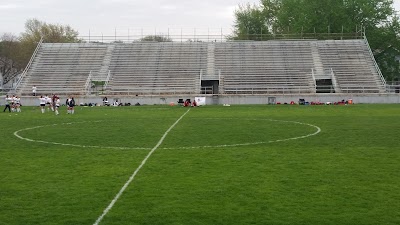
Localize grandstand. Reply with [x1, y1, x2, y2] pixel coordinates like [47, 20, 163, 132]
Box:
[14, 37, 386, 97]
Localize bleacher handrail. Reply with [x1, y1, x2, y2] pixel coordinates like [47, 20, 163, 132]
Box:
[311, 68, 317, 89]
[104, 70, 111, 90]
[363, 34, 386, 88]
[386, 84, 400, 93]
[329, 68, 341, 93]
[14, 37, 43, 92]
[84, 71, 93, 95]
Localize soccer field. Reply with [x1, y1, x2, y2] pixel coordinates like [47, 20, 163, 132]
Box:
[1, 104, 399, 225]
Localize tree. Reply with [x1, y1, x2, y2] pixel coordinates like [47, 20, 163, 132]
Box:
[0, 33, 23, 83]
[140, 35, 172, 42]
[15, 19, 81, 75]
[232, 0, 400, 80]
[371, 16, 400, 82]
[0, 19, 81, 85]
[20, 18, 80, 44]
[232, 3, 271, 40]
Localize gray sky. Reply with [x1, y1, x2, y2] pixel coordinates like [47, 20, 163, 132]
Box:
[0, 0, 399, 37]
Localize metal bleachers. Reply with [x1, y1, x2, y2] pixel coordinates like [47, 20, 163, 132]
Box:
[317, 39, 385, 93]
[17, 43, 108, 95]
[107, 42, 207, 95]
[15, 38, 386, 96]
[216, 41, 315, 94]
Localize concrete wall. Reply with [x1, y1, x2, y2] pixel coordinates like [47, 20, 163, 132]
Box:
[5, 94, 400, 106]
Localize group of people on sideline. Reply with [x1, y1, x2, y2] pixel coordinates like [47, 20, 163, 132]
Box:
[183, 99, 198, 107]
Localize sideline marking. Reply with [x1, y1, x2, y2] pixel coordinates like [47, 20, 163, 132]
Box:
[93, 108, 191, 225]
[13, 119, 321, 150]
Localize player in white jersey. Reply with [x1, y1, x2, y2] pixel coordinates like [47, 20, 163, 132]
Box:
[11, 95, 16, 112]
[54, 97, 60, 115]
[14, 96, 21, 112]
[39, 96, 46, 113]
[44, 95, 52, 111]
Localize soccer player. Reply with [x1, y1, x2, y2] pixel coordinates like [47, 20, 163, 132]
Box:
[14, 96, 21, 113]
[3, 95, 11, 112]
[39, 96, 46, 113]
[52, 94, 58, 111]
[44, 95, 53, 111]
[11, 95, 16, 112]
[54, 97, 60, 115]
[66, 96, 75, 114]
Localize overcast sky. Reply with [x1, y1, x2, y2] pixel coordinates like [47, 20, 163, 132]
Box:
[1, 0, 399, 37]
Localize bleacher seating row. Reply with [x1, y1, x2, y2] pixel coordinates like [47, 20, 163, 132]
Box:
[15, 39, 386, 95]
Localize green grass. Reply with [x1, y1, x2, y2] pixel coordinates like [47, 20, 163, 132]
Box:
[0, 104, 400, 225]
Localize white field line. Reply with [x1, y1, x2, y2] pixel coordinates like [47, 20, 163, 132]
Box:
[93, 108, 191, 225]
[13, 118, 321, 151]
[161, 119, 321, 150]
[13, 121, 151, 150]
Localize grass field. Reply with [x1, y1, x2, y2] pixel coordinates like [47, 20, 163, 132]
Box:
[1, 104, 400, 225]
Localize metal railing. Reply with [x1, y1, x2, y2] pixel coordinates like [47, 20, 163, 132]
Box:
[201, 86, 213, 94]
[329, 68, 341, 93]
[386, 85, 400, 93]
[77, 30, 364, 43]
[14, 37, 43, 92]
[311, 68, 317, 91]
[340, 86, 382, 93]
[223, 87, 314, 95]
[84, 71, 93, 95]
[200, 69, 221, 80]
[107, 87, 198, 96]
[363, 34, 387, 88]
[103, 70, 112, 90]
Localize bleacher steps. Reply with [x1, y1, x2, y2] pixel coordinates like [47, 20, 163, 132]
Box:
[94, 45, 115, 81]
[311, 43, 324, 76]
[205, 43, 217, 79]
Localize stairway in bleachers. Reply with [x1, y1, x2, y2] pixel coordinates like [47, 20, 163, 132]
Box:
[95, 45, 115, 81]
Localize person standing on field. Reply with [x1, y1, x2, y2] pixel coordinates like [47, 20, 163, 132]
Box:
[54, 97, 60, 115]
[39, 95, 46, 113]
[32, 85, 37, 96]
[10, 95, 16, 112]
[66, 96, 75, 114]
[52, 94, 58, 111]
[14, 96, 21, 112]
[3, 95, 11, 112]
